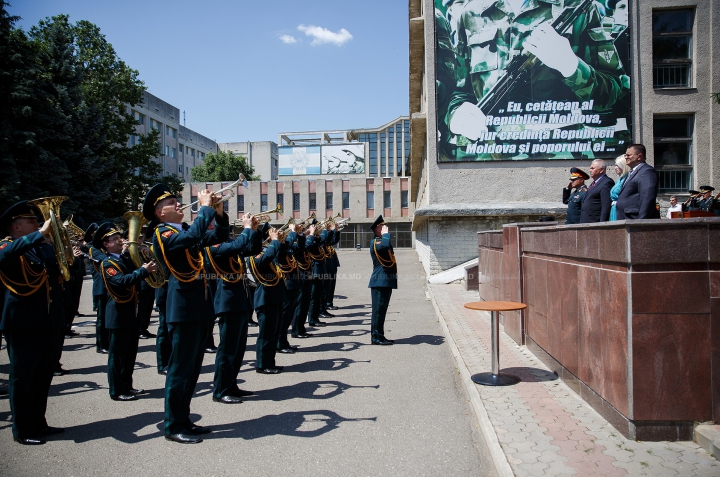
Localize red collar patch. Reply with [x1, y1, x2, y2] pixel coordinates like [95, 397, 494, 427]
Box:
[162, 230, 174, 238]
[106, 267, 118, 277]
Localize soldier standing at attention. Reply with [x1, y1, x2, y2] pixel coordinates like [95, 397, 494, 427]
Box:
[562, 168, 589, 224]
[84, 223, 110, 354]
[291, 225, 317, 339]
[368, 216, 397, 346]
[205, 212, 261, 403]
[0, 201, 65, 445]
[95, 223, 156, 402]
[145, 184, 229, 444]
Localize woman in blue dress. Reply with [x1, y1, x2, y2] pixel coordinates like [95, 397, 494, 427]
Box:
[609, 155, 630, 221]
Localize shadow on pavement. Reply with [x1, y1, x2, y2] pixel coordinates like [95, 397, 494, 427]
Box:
[500, 367, 559, 382]
[48, 411, 166, 443]
[50, 380, 104, 397]
[292, 341, 364, 353]
[286, 357, 370, 374]
[392, 335, 446, 346]
[206, 410, 377, 440]
[305, 329, 369, 339]
[245, 380, 379, 402]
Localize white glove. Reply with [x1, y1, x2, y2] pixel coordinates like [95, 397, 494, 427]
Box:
[448, 102, 488, 140]
[523, 23, 579, 78]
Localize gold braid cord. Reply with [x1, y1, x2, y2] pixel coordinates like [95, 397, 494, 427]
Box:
[0, 240, 48, 298]
[308, 247, 325, 261]
[296, 252, 312, 271]
[277, 254, 297, 274]
[205, 247, 244, 284]
[101, 259, 136, 304]
[373, 240, 397, 269]
[155, 226, 203, 283]
[249, 255, 282, 287]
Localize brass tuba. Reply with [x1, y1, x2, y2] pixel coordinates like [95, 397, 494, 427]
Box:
[27, 196, 75, 281]
[123, 211, 167, 288]
[63, 215, 85, 242]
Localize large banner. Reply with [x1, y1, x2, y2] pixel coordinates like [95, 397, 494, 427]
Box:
[435, 0, 631, 162]
[322, 143, 365, 174]
[279, 146, 321, 175]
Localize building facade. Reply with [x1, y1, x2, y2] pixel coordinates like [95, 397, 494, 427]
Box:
[409, 0, 719, 276]
[129, 91, 218, 180]
[182, 177, 414, 249]
[218, 141, 279, 181]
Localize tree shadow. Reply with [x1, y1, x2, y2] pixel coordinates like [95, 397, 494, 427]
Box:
[392, 335, 446, 346]
[246, 380, 379, 402]
[500, 367, 559, 382]
[206, 410, 376, 440]
[285, 358, 370, 374]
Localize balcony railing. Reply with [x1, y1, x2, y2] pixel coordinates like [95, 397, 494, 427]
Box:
[653, 64, 690, 88]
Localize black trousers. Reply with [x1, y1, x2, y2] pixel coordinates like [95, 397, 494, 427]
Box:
[213, 310, 250, 398]
[255, 303, 281, 369]
[292, 280, 312, 335]
[165, 320, 207, 435]
[308, 278, 324, 324]
[277, 288, 299, 349]
[108, 327, 140, 397]
[70, 273, 83, 316]
[324, 275, 337, 307]
[203, 316, 217, 349]
[5, 329, 63, 438]
[156, 302, 171, 372]
[370, 287, 393, 340]
[137, 286, 155, 332]
[93, 295, 109, 351]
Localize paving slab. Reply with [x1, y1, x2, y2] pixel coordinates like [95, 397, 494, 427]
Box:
[0, 250, 495, 476]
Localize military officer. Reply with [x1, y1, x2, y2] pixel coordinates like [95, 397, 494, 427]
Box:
[307, 221, 329, 327]
[276, 224, 302, 353]
[562, 168, 589, 224]
[201, 221, 220, 354]
[205, 213, 261, 403]
[145, 184, 229, 444]
[83, 223, 110, 354]
[291, 224, 317, 339]
[368, 215, 397, 345]
[323, 223, 341, 311]
[249, 225, 287, 374]
[0, 201, 65, 445]
[136, 227, 157, 340]
[697, 186, 717, 213]
[150, 220, 171, 375]
[95, 223, 156, 401]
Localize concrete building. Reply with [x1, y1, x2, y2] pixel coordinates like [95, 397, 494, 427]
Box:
[409, 0, 720, 276]
[129, 91, 217, 180]
[182, 176, 414, 249]
[218, 141, 279, 181]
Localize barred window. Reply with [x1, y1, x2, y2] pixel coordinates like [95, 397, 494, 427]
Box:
[277, 193, 284, 210]
[342, 192, 350, 209]
[326, 192, 333, 210]
[654, 115, 693, 192]
[237, 195, 244, 212]
[383, 191, 391, 208]
[309, 193, 316, 210]
[653, 9, 693, 88]
[293, 193, 300, 211]
[260, 194, 268, 212]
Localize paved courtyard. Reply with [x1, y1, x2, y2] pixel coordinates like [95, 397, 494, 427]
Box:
[0, 250, 495, 476]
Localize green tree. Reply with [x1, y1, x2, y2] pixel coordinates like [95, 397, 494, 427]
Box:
[190, 150, 260, 182]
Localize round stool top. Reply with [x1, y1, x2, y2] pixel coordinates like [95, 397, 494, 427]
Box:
[464, 301, 527, 312]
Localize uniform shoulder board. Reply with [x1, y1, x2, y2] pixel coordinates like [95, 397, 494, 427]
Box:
[0, 242, 8, 250]
[255, 254, 262, 259]
[106, 267, 118, 277]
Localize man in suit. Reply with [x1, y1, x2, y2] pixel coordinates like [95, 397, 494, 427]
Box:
[581, 159, 615, 223]
[95, 223, 156, 402]
[368, 215, 397, 345]
[0, 201, 65, 445]
[562, 168, 588, 224]
[146, 184, 229, 444]
[616, 144, 660, 220]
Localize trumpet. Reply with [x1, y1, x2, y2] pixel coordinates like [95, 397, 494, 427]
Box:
[232, 204, 284, 227]
[263, 218, 295, 245]
[335, 216, 350, 230]
[180, 173, 248, 211]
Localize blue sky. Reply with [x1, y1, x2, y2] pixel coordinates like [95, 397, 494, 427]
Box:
[9, 0, 409, 143]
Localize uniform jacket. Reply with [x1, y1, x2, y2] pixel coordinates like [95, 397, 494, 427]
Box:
[0, 232, 65, 331]
[279, 232, 303, 291]
[563, 185, 587, 224]
[207, 228, 261, 315]
[325, 230, 340, 272]
[249, 239, 287, 308]
[101, 253, 149, 329]
[87, 245, 108, 297]
[293, 234, 314, 283]
[581, 175, 615, 223]
[307, 229, 328, 278]
[151, 206, 230, 323]
[368, 233, 398, 289]
[616, 162, 660, 220]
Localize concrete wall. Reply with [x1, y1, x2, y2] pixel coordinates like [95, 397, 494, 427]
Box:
[218, 141, 278, 181]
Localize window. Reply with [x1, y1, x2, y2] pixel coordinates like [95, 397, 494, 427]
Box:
[191, 195, 198, 212]
[151, 119, 161, 130]
[277, 193, 284, 210]
[178, 144, 183, 154]
[170, 147, 176, 158]
[190, 148, 195, 157]
[401, 190, 409, 208]
[293, 193, 300, 211]
[178, 165, 182, 173]
[654, 115, 693, 192]
[366, 191, 374, 209]
[309, 193, 316, 210]
[342, 191, 350, 209]
[165, 145, 169, 156]
[134, 111, 145, 125]
[223, 200, 228, 213]
[383, 191, 391, 208]
[326, 192, 333, 210]
[237, 195, 244, 212]
[260, 194, 268, 212]
[653, 9, 693, 88]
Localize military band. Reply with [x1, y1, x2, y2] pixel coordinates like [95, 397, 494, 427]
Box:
[0, 187, 395, 446]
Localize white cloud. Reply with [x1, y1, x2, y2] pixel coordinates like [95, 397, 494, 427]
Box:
[279, 35, 298, 44]
[297, 24, 353, 46]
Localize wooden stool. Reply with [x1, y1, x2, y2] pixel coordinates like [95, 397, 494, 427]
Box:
[464, 301, 527, 386]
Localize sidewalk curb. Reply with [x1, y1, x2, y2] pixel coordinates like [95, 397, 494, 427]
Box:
[426, 285, 514, 477]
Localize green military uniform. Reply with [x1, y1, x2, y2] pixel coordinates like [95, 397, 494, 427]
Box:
[563, 167, 589, 224]
[368, 216, 398, 345]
